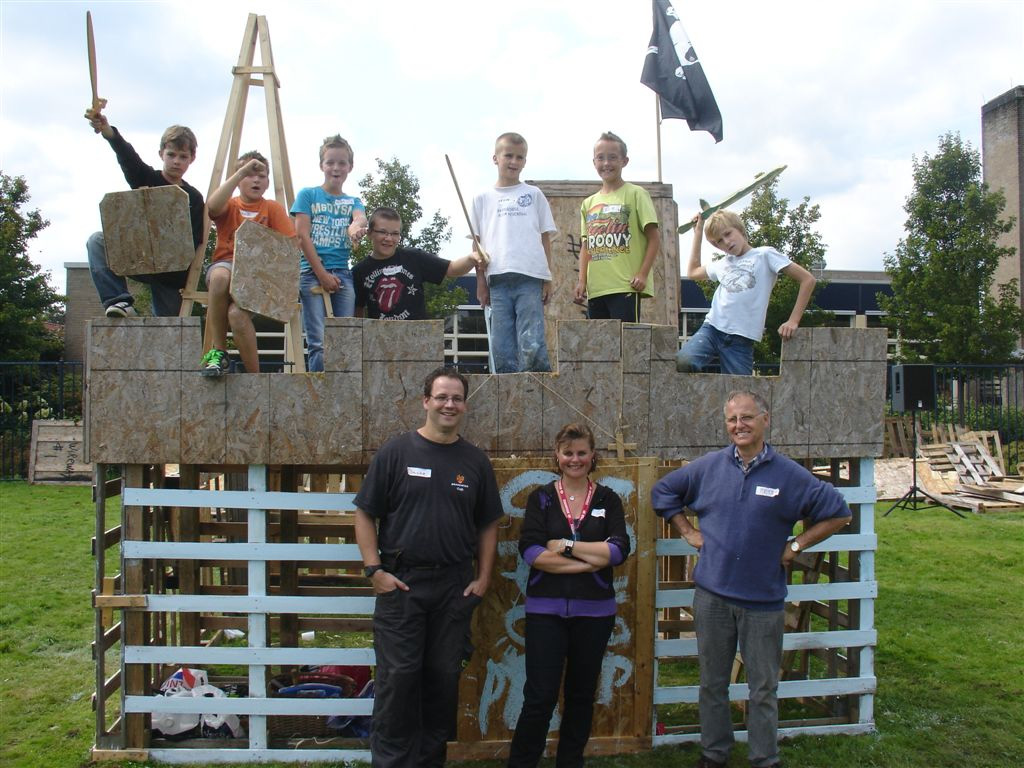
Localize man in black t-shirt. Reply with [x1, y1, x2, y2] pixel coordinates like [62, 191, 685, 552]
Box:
[354, 367, 501, 768]
[353, 207, 480, 320]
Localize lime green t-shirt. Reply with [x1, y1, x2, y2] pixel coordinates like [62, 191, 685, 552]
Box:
[579, 182, 659, 299]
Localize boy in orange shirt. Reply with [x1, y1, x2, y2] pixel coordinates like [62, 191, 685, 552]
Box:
[203, 151, 296, 376]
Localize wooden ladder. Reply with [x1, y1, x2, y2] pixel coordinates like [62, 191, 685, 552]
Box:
[179, 13, 306, 372]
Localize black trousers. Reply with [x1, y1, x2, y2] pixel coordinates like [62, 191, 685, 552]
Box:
[507, 613, 615, 768]
[370, 562, 481, 768]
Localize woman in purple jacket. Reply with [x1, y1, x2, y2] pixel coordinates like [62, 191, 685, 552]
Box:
[507, 423, 631, 768]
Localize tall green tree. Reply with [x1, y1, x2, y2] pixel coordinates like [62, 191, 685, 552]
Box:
[879, 133, 1020, 363]
[0, 173, 63, 361]
[353, 158, 465, 319]
[697, 178, 828, 363]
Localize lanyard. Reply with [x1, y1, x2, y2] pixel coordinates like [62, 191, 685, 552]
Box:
[555, 479, 594, 540]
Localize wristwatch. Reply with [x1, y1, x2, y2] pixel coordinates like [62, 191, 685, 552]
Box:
[789, 539, 801, 553]
[562, 539, 575, 558]
[364, 564, 384, 578]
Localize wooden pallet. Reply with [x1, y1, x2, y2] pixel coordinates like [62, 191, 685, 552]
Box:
[945, 441, 1004, 485]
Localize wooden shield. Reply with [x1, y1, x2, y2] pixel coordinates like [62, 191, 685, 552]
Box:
[99, 186, 193, 275]
[230, 219, 300, 323]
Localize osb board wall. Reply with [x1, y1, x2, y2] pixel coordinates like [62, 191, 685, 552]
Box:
[84, 317, 886, 465]
[451, 457, 657, 758]
[533, 180, 680, 328]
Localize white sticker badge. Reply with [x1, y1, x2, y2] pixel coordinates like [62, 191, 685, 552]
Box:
[591, 508, 606, 518]
[407, 467, 432, 478]
[755, 485, 780, 498]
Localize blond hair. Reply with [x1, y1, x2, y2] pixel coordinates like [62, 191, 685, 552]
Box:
[319, 134, 354, 164]
[705, 210, 748, 242]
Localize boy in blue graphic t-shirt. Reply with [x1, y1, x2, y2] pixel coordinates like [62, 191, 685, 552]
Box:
[291, 134, 368, 372]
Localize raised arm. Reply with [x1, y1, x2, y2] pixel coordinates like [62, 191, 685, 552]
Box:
[777, 262, 817, 339]
[208, 158, 265, 218]
[686, 213, 709, 281]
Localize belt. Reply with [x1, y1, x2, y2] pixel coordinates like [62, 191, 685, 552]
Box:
[380, 552, 465, 571]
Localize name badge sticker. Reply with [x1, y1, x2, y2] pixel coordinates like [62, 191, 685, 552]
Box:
[407, 466, 432, 478]
[755, 486, 780, 498]
[591, 508, 606, 518]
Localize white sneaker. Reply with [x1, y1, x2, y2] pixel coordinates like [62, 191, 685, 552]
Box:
[105, 301, 137, 318]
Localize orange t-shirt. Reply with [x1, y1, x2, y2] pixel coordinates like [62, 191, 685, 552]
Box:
[211, 197, 295, 263]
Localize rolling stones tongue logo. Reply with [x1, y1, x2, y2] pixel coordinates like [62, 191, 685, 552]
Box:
[374, 275, 405, 314]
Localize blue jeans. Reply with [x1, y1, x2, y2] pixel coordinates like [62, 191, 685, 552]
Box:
[677, 321, 754, 375]
[693, 587, 784, 768]
[86, 231, 186, 316]
[488, 273, 551, 373]
[299, 268, 354, 372]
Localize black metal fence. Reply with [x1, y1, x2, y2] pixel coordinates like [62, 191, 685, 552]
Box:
[1, 362, 84, 478]
[888, 363, 1024, 467]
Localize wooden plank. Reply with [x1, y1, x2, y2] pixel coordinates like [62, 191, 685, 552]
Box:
[121, 464, 148, 749]
[231, 221, 300, 323]
[99, 187, 193, 275]
[177, 465, 201, 647]
[29, 419, 92, 484]
[949, 443, 986, 485]
[95, 594, 147, 609]
[91, 748, 149, 762]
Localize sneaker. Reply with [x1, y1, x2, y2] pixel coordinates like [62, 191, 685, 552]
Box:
[105, 301, 137, 318]
[200, 349, 230, 378]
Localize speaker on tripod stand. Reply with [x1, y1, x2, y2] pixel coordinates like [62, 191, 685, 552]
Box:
[891, 364, 936, 413]
[887, 364, 963, 517]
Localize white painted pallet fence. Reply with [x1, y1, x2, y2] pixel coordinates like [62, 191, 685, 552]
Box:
[651, 457, 878, 746]
[108, 458, 877, 761]
[120, 465, 374, 764]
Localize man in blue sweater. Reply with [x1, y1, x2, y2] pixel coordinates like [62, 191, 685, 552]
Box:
[651, 390, 851, 768]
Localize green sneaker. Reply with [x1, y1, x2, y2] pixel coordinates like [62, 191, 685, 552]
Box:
[200, 348, 230, 378]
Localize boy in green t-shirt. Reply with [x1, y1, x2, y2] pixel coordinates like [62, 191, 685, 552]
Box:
[574, 132, 660, 322]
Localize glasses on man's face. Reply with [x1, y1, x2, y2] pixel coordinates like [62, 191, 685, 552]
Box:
[371, 228, 401, 239]
[726, 413, 763, 426]
[430, 395, 465, 405]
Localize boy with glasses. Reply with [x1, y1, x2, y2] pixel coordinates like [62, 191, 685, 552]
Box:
[352, 207, 481, 320]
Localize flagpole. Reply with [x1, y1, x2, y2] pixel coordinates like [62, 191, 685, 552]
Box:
[655, 94, 663, 183]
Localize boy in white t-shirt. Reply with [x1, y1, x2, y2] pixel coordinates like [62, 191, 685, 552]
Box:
[677, 209, 816, 375]
[471, 133, 557, 373]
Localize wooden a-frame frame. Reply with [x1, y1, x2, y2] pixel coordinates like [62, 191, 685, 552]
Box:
[179, 13, 306, 372]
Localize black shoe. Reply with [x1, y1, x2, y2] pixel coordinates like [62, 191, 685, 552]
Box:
[696, 757, 727, 768]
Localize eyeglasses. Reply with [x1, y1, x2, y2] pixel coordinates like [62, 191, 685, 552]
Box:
[430, 395, 465, 405]
[371, 228, 401, 239]
[725, 413, 765, 426]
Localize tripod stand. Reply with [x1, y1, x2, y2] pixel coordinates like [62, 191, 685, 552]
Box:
[885, 410, 965, 518]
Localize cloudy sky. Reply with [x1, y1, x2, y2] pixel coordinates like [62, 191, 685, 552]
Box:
[2, 0, 1022, 294]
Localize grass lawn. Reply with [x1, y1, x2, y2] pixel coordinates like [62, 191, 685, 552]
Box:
[1, 480, 1021, 768]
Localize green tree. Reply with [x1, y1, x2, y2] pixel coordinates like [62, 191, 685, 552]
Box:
[0, 173, 63, 361]
[698, 178, 829, 363]
[354, 157, 465, 319]
[879, 132, 1020, 363]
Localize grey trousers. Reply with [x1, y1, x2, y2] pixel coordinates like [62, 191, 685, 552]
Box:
[693, 586, 784, 767]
